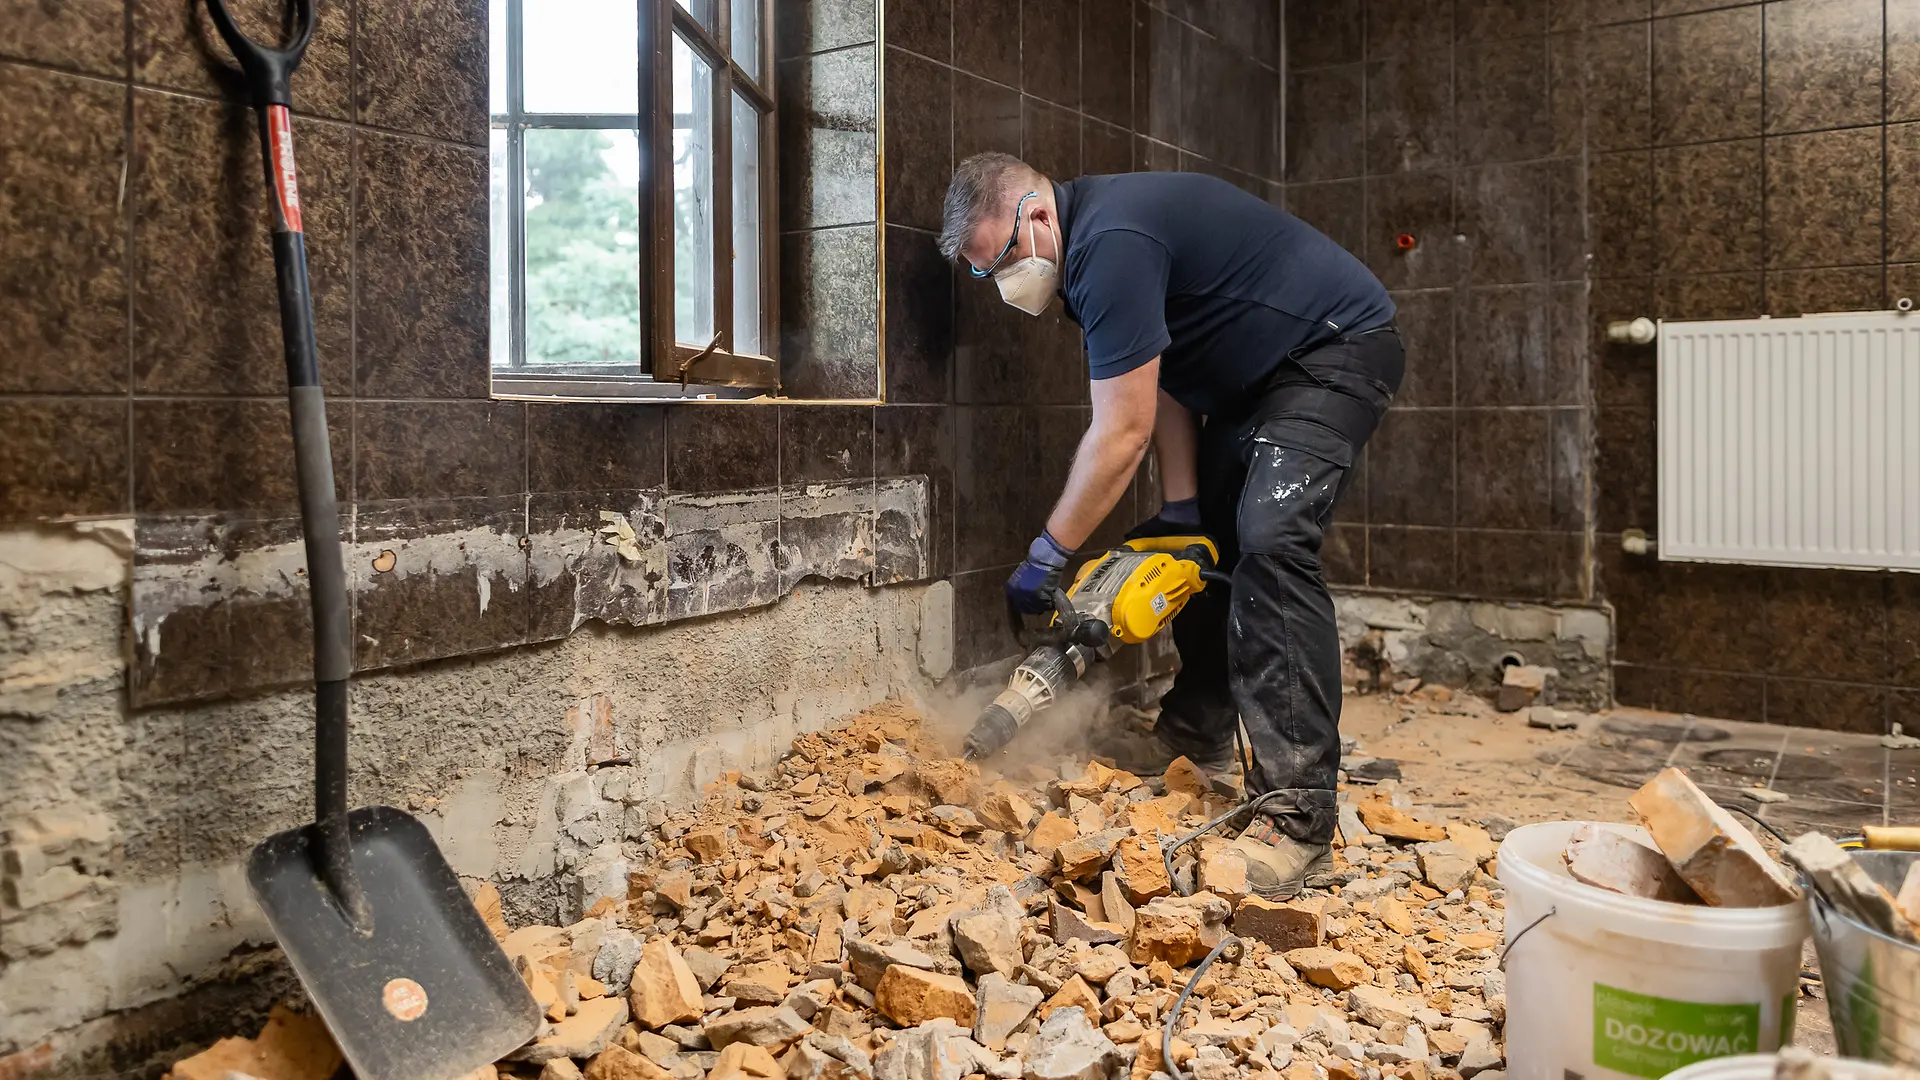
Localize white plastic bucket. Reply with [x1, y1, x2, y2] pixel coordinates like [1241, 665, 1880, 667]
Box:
[1497, 822, 1810, 1080]
[1658, 1056, 1910, 1080]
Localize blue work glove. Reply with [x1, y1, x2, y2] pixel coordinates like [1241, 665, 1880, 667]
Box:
[1006, 531, 1072, 615]
[1123, 497, 1203, 540]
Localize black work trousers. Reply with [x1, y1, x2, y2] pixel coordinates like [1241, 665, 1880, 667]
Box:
[1153, 327, 1404, 845]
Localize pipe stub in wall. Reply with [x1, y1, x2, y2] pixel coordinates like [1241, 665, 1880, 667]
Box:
[1605, 317, 1657, 345]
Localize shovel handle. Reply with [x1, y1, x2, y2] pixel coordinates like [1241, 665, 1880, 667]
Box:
[204, 0, 314, 108]
[207, 0, 366, 932]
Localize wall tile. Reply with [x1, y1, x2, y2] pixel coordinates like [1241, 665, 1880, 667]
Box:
[1287, 180, 1365, 256]
[1652, 6, 1763, 145]
[1890, 123, 1920, 261]
[1655, 271, 1764, 320]
[1456, 38, 1553, 165]
[1586, 21, 1651, 151]
[1549, 31, 1587, 157]
[1653, 139, 1763, 274]
[1457, 284, 1554, 405]
[353, 497, 528, 671]
[1547, 158, 1587, 280]
[781, 404, 873, 483]
[1368, 408, 1455, 526]
[0, 66, 127, 394]
[1766, 267, 1885, 316]
[1200, 0, 1279, 69]
[779, 0, 879, 55]
[1136, 4, 1188, 147]
[955, 72, 1022, 162]
[666, 404, 779, 493]
[1893, 0, 1920, 122]
[876, 404, 954, 578]
[1549, 404, 1589, 530]
[1367, 50, 1455, 175]
[134, 398, 350, 513]
[1588, 150, 1655, 277]
[357, 400, 524, 501]
[781, 47, 880, 230]
[132, 0, 353, 120]
[355, 131, 490, 397]
[1286, 0, 1363, 68]
[954, 0, 1020, 85]
[1022, 0, 1080, 109]
[1456, 0, 1550, 41]
[526, 402, 665, 493]
[1366, 171, 1456, 289]
[779, 226, 881, 399]
[1588, 0, 1652, 23]
[1388, 289, 1455, 407]
[1456, 530, 1554, 599]
[885, 228, 954, 403]
[1, 0, 124, 75]
[952, 405, 1028, 570]
[0, 399, 130, 519]
[1593, 405, 1654, 532]
[1767, 569, 1890, 683]
[1459, 162, 1551, 285]
[1767, 679, 1889, 736]
[884, 0, 949, 59]
[1457, 409, 1551, 528]
[883, 47, 949, 232]
[1195, 46, 1277, 180]
[1022, 95, 1081, 184]
[133, 97, 352, 396]
[1764, 0, 1882, 134]
[950, 565, 1021, 670]
[1138, 135, 1181, 172]
[1323, 522, 1366, 585]
[1607, 552, 1771, 671]
[1083, 0, 1134, 127]
[1766, 128, 1883, 269]
[1084, 118, 1134, 176]
[1891, 572, 1920, 686]
[1366, 0, 1453, 60]
[954, 261, 1020, 405]
[355, 0, 485, 145]
[1286, 64, 1365, 181]
[1369, 525, 1456, 592]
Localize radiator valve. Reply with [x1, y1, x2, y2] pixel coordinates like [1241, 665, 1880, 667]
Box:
[1621, 529, 1656, 556]
[1606, 317, 1657, 345]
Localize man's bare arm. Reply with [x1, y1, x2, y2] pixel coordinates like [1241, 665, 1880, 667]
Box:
[1044, 359, 1161, 550]
[1151, 389, 1198, 504]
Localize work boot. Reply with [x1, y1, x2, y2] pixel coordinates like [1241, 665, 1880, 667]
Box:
[1096, 727, 1238, 778]
[1229, 815, 1332, 900]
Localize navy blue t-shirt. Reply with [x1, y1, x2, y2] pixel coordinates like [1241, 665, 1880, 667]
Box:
[1054, 173, 1394, 416]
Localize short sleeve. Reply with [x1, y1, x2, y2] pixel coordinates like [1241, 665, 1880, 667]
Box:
[1067, 230, 1172, 380]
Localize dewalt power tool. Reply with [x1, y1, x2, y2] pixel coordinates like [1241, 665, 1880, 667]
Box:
[962, 535, 1224, 760]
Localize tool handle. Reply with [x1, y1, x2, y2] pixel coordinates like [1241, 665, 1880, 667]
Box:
[1863, 826, 1920, 851]
[205, 0, 313, 108]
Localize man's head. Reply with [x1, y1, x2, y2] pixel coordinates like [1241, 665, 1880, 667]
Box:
[938, 152, 1060, 314]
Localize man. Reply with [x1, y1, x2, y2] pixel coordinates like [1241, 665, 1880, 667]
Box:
[937, 154, 1403, 898]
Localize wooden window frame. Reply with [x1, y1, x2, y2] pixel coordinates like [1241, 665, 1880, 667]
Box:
[492, 0, 778, 400]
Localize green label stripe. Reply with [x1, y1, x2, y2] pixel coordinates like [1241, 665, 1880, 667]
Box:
[1592, 984, 1762, 1079]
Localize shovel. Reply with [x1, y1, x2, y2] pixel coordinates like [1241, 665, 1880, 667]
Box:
[205, 1, 541, 1075]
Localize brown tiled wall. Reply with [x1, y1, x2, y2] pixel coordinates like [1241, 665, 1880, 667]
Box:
[0, 0, 949, 702]
[881, 0, 1287, 672]
[1276, 0, 1593, 607]
[1581, 0, 1920, 734]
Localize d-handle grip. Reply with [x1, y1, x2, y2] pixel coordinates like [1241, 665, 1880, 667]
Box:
[204, 0, 315, 108]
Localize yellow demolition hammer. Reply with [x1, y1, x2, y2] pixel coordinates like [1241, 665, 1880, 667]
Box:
[962, 535, 1223, 760]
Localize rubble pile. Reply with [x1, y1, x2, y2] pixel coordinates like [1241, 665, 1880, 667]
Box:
[170, 702, 1514, 1080]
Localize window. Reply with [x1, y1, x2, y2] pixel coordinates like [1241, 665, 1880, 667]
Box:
[490, 0, 777, 399]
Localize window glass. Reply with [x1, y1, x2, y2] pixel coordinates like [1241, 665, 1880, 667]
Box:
[673, 34, 715, 345]
[523, 129, 643, 365]
[488, 129, 514, 368]
[731, 0, 760, 81]
[523, 0, 639, 114]
[732, 92, 761, 356]
[680, 0, 716, 30]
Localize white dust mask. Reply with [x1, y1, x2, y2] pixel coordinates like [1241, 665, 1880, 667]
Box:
[994, 214, 1059, 316]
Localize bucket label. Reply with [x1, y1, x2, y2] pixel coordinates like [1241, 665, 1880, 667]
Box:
[1592, 984, 1761, 1079]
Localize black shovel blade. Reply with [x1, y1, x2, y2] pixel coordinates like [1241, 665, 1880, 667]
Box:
[247, 805, 541, 1080]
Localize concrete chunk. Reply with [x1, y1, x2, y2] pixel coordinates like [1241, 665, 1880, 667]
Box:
[1231, 896, 1323, 951]
[1630, 768, 1801, 907]
[705, 1006, 813, 1051]
[630, 939, 706, 1030]
[1022, 1007, 1120, 1080]
[874, 966, 977, 1028]
[974, 973, 1044, 1051]
[1563, 823, 1700, 904]
[1784, 832, 1916, 941]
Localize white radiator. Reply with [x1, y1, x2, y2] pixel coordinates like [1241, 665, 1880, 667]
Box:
[1657, 310, 1920, 572]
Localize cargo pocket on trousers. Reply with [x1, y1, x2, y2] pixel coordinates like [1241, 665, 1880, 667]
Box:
[1236, 418, 1352, 559]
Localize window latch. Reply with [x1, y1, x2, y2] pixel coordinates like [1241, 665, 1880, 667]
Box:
[679, 331, 725, 390]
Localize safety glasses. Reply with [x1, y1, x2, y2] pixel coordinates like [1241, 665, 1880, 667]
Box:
[969, 191, 1039, 278]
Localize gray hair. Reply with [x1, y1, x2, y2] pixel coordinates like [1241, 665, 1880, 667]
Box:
[937, 152, 1041, 264]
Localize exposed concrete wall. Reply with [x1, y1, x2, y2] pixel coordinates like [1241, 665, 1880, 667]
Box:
[0, 519, 947, 1073]
[1334, 590, 1613, 710]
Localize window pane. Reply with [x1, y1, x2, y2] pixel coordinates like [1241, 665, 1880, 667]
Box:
[679, 0, 715, 30]
[489, 128, 513, 369]
[523, 0, 638, 114]
[731, 0, 760, 80]
[523, 128, 642, 366]
[672, 34, 715, 345]
[732, 94, 762, 356]
[489, 0, 506, 114]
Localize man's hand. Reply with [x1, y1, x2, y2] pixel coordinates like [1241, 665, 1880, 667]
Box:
[1006, 532, 1072, 615]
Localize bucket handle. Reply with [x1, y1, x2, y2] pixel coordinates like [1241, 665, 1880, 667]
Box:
[1499, 907, 1556, 968]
